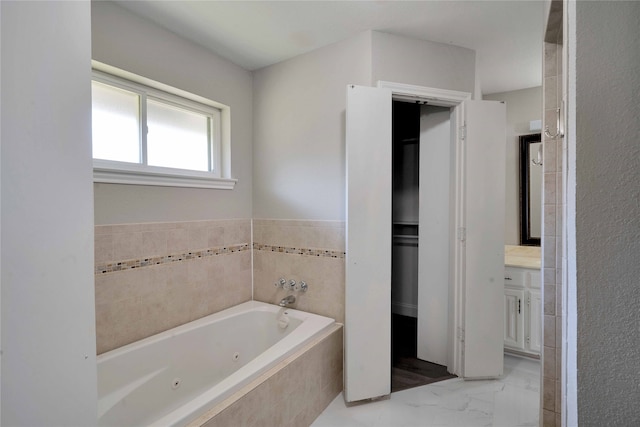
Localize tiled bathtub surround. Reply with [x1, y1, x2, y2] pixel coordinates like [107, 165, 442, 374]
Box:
[95, 219, 252, 354]
[190, 324, 343, 427]
[253, 219, 346, 324]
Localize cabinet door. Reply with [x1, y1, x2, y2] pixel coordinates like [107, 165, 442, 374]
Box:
[504, 288, 525, 350]
[527, 290, 542, 354]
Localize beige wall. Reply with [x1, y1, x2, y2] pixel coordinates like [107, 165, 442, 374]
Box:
[372, 32, 476, 94]
[91, 2, 253, 224]
[252, 31, 372, 221]
[484, 86, 543, 245]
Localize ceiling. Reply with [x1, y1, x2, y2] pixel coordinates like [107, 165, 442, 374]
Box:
[116, 0, 545, 95]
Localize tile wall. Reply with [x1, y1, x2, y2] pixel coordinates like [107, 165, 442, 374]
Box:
[94, 219, 252, 354]
[252, 220, 346, 324]
[542, 37, 564, 427]
[191, 324, 343, 427]
[94, 218, 345, 354]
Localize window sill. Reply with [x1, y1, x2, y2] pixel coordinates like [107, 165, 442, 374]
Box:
[93, 160, 237, 190]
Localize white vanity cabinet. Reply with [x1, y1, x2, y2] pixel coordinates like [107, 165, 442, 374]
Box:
[504, 266, 541, 356]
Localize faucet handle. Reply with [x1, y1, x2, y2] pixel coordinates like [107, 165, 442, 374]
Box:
[274, 278, 287, 288]
[286, 280, 297, 291]
[299, 281, 308, 292]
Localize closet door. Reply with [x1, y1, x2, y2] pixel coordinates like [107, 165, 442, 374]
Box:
[462, 100, 506, 378]
[417, 106, 452, 366]
[345, 85, 392, 402]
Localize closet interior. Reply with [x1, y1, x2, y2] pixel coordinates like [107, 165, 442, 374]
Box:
[391, 100, 455, 392]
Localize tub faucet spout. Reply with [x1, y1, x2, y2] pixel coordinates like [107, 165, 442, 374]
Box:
[279, 295, 296, 307]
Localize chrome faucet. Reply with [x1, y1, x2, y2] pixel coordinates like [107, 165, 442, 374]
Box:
[279, 295, 296, 307]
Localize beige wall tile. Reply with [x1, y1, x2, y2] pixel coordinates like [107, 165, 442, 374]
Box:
[187, 258, 209, 288]
[253, 219, 345, 251]
[167, 228, 189, 254]
[556, 42, 562, 75]
[544, 285, 556, 316]
[543, 409, 556, 427]
[544, 173, 556, 207]
[544, 315, 556, 348]
[96, 218, 339, 359]
[544, 42, 557, 78]
[188, 224, 209, 251]
[321, 225, 346, 251]
[253, 250, 345, 323]
[544, 346, 556, 378]
[555, 379, 561, 416]
[196, 326, 342, 427]
[544, 268, 556, 286]
[543, 377, 555, 411]
[112, 231, 143, 260]
[95, 219, 253, 354]
[556, 172, 563, 206]
[543, 38, 563, 421]
[544, 204, 556, 236]
[142, 230, 168, 258]
[95, 225, 113, 235]
[95, 233, 113, 264]
[140, 222, 177, 232]
[544, 76, 558, 109]
[110, 223, 143, 234]
[544, 237, 556, 267]
[544, 139, 557, 173]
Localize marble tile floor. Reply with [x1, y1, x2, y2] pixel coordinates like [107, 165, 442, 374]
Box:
[312, 354, 539, 427]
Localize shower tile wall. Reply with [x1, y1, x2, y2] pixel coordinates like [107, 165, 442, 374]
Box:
[542, 38, 563, 427]
[94, 219, 252, 354]
[252, 219, 346, 324]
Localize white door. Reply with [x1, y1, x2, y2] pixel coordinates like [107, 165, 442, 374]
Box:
[344, 85, 392, 402]
[417, 106, 452, 366]
[345, 88, 506, 399]
[462, 100, 506, 378]
[504, 288, 525, 350]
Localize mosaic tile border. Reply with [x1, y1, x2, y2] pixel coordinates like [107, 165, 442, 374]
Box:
[95, 243, 250, 275]
[253, 243, 345, 259]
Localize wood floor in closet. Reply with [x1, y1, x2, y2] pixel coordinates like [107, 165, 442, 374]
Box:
[391, 314, 457, 392]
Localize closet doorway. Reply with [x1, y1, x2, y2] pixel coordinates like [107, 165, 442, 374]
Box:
[391, 100, 456, 391]
[345, 82, 506, 403]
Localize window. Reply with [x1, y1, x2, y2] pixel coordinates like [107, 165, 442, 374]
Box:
[91, 65, 235, 189]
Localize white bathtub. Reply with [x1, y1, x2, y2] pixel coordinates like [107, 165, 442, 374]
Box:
[97, 300, 335, 426]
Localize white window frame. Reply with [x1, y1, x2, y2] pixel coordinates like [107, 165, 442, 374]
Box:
[91, 61, 236, 190]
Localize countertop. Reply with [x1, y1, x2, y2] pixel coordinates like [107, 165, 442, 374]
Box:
[505, 245, 541, 269]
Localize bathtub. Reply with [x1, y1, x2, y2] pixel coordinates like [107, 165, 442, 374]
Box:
[97, 300, 335, 426]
